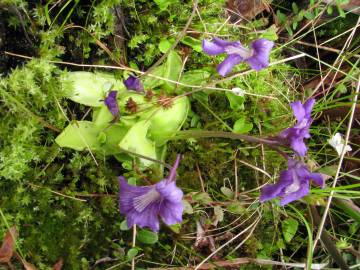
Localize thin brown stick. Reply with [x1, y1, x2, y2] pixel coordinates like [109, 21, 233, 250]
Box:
[309, 206, 349, 270]
[147, 257, 327, 270]
[28, 183, 87, 202]
[195, 163, 205, 193]
[233, 150, 238, 200]
[296, 40, 360, 58]
[131, 225, 137, 270]
[194, 213, 261, 269]
[313, 77, 360, 251]
[75, 193, 116, 198]
[311, 17, 360, 97]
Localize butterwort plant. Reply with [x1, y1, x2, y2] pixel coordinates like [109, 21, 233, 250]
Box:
[260, 98, 324, 205]
[202, 37, 274, 76]
[119, 155, 183, 232]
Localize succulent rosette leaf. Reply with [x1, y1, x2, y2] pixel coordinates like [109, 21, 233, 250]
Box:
[144, 96, 189, 146]
[61, 71, 125, 107]
[55, 121, 102, 151]
[118, 120, 157, 167]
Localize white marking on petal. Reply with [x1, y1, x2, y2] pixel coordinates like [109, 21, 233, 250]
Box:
[284, 171, 301, 194]
[296, 118, 309, 129]
[225, 46, 253, 58]
[133, 188, 161, 212]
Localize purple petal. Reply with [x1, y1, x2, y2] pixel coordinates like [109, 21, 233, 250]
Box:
[246, 39, 274, 71]
[278, 127, 308, 156]
[202, 39, 226, 55]
[212, 37, 241, 47]
[124, 75, 144, 92]
[260, 183, 283, 202]
[260, 170, 293, 202]
[260, 158, 325, 206]
[294, 164, 311, 179]
[291, 100, 306, 122]
[217, 54, 243, 76]
[279, 127, 292, 138]
[280, 181, 309, 206]
[167, 154, 181, 182]
[303, 98, 315, 117]
[118, 177, 152, 214]
[276, 99, 317, 156]
[104, 91, 119, 117]
[159, 201, 183, 225]
[287, 158, 297, 168]
[290, 138, 308, 157]
[119, 176, 161, 231]
[310, 173, 324, 188]
[117, 155, 184, 232]
[251, 38, 274, 52]
[126, 204, 160, 232]
[246, 57, 268, 71]
[280, 160, 311, 205]
[156, 181, 183, 203]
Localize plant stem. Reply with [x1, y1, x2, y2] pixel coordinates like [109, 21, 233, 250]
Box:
[309, 205, 349, 270]
[175, 130, 281, 146]
[174, 130, 289, 160]
[174, 130, 290, 160]
[132, 225, 137, 270]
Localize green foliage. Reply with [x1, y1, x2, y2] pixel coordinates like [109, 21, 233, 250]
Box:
[282, 218, 299, 243]
[1, 0, 359, 268]
[233, 117, 253, 134]
[127, 247, 139, 259]
[162, 51, 183, 91]
[153, 0, 178, 10]
[55, 121, 102, 151]
[142, 50, 183, 93]
[0, 60, 64, 182]
[119, 120, 157, 166]
[225, 92, 245, 111]
[136, 229, 158, 244]
[0, 59, 126, 268]
[60, 71, 125, 107]
[87, 0, 122, 39]
[275, 0, 350, 35]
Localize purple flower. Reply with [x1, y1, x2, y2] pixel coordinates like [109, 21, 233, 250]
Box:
[119, 155, 183, 232]
[278, 99, 315, 156]
[124, 75, 144, 92]
[260, 158, 324, 206]
[202, 37, 274, 76]
[104, 90, 119, 117]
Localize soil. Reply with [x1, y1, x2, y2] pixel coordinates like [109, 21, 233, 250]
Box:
[0, 9, 36, 75]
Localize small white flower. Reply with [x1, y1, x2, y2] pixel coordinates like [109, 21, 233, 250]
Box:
[231, 87, 245, 96]
[328, 133, 352, 156]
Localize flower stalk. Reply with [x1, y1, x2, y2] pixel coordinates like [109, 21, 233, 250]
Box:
[174, 130, 283, 147]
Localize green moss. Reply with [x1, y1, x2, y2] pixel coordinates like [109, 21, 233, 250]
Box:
[2, 0, 357, 268]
